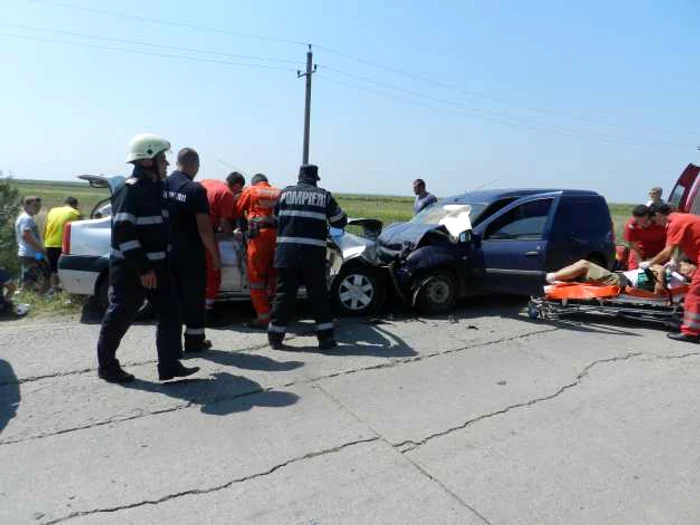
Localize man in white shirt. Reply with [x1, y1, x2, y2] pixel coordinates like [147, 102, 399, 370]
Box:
[646, 186, 666, 207]
[14, 196, 49, 292]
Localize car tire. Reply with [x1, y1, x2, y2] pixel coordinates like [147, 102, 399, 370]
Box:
[97, 274, 153, 320]
[331, 265, 385, 316]
[413, 270, 457, 315]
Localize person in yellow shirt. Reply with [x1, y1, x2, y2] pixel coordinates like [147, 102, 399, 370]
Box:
[44, 197, 82, 291]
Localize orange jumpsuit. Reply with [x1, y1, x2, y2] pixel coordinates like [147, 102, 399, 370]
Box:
[666, 212, 700, 336]
[234, 182, 281, 320]
[200, 180, 236, 306]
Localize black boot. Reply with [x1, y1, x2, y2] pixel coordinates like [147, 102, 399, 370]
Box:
[268, 334, 286, 350]
[98, 366, 135, 384]
[318, 338, 338, 351]
[158, 361, 200, 381]
[667, 332, 700, 343]
[185, 338, 212, 353]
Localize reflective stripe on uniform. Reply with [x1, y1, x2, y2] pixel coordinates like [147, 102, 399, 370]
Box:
[278, 210, 327, 221]
[329, 211, 346, 223]
[135, 215, 164, 225]
[162, 209, 169, 218]
[317, 322, 334, 331]
[111, 248, 123, 257]
[120, 240, 141, 252]
[276, 236, 326, 247]
[185, 327, 205, 335]
[249, 281, 266, 290]
[146, 251, 166, 261]
[113, 212, 135, 223]
[268, 323, 286, 333]
[684, 310, 700, 321]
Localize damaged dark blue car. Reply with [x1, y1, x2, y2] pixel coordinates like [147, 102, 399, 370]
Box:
[373, 189, 615, 314]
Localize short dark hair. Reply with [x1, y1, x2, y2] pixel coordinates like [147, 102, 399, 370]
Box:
[64, 196, 79, 208]
[413, 178, 426, 186]
[649, 203, 672, 216]
[632, 204, 650, 218]
[251, 173, 268, 185]
[177, 147, 199, 166]
[226, 171, 245, 187]
[23, 196, 40, 206]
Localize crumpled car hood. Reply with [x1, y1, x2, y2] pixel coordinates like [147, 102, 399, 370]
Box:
[378, 222, 449, 249]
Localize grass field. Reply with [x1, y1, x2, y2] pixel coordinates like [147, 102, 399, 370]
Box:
[15, 179, 635, 240]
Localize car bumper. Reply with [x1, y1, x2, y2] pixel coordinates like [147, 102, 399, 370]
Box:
[58, 254, 107, 296]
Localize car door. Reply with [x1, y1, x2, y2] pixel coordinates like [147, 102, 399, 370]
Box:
[471, 195, 557, 295]
[668, 163, 700, 213]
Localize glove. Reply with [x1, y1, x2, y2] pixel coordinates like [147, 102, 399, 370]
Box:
[638, 261, 651, 270]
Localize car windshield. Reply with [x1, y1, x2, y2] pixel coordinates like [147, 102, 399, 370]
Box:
[411, 202, 487, 225]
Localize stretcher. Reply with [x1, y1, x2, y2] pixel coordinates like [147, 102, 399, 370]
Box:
[527, 282, 689, 329]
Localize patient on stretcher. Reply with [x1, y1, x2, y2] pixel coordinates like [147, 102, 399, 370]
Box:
[545, 260, 695, 294]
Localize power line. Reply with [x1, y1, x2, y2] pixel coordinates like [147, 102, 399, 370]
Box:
[0, 32, 298, 72]
[318, 68, 693, 148]
[315, 44, 698, 137]
[0, 22, 303, 65]
[316, 74, 693, 149]
[28, 0, 308, 46]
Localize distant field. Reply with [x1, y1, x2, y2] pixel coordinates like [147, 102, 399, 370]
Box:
[13, 179, 635, 239]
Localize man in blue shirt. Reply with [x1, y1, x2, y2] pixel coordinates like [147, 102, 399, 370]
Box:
[413, 179, 438, 215]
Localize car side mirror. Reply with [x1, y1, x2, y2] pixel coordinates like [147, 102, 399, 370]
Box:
[458, 231, 472, 243]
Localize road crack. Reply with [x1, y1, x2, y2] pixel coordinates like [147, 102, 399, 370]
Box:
[1, 327, 556, 445]
[395, 352, 643, 453]
[42, 436, 380, 524]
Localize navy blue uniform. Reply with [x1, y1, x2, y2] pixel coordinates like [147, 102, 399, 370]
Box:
[96, 165, 182, 374]
[164, 171, 210, 346]
[268, 166, 347, 345]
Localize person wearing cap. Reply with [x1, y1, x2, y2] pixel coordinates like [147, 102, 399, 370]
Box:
[234, 173, 281, 329]
[267, 164, 347, 350]
[96, 133, 199, 383]
[164, 147, 218, 352]
[645, 203, 700, 343]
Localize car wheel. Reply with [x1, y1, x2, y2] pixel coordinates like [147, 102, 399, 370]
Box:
[331, 265, 384, 316]
[413, 271, 456, 315]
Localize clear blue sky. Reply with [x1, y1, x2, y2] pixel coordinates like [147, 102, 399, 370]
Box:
[1, 0, 698, 202]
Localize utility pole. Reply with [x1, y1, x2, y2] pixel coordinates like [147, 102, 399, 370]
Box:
[297, 45, 316, 165]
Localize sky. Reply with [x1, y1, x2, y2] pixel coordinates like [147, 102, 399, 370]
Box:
[0, 0, 699, 202]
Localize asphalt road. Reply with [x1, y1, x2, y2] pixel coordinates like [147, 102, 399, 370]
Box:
[1, 299, 699, 525]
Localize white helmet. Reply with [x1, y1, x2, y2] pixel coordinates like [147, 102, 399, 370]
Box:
[126, 133, 171, 163]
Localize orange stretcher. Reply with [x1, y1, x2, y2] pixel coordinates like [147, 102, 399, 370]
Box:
[527, 282, 687, 328]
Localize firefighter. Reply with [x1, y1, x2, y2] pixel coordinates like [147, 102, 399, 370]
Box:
[234, 173, 281, 329]
[96, 134, 199, 383]
[200, 172, 245, 321]
[164, 148, 220, 352]
[645, 203, 700, 342]
[267, 164, 347, 350]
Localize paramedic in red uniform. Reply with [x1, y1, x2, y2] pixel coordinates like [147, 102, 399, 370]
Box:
[200, 172, 245, 320]
[646, 203, 700, 342]
[234, 173, 281, 329]
[623, 204, 666, 269]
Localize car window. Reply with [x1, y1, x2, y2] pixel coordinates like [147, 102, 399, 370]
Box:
[485, 198, 553, 240]
[668, 184, 685, 209]
[471, 197, 518, 226]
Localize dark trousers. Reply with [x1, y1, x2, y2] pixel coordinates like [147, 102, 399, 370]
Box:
[97, 264, 182, 370]
[268, 265, 334, 342]
[173, 254, 207, 342]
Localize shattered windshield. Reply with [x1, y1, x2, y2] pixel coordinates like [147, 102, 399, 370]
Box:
[411, 202, 486, 225]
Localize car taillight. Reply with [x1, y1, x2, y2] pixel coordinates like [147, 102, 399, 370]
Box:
[62, 222, 72, 254]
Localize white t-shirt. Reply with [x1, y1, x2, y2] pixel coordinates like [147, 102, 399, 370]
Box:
[646, 198, 667, 207]
[14, 212, 41, 258]
[622, 268, 685, 288]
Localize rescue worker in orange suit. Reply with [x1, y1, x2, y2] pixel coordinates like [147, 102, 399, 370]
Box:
[645, 203, 700, 342]
[234, 173, 281, 329]
[623, 204, 666, 269]
[200, 172, 245, 323]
